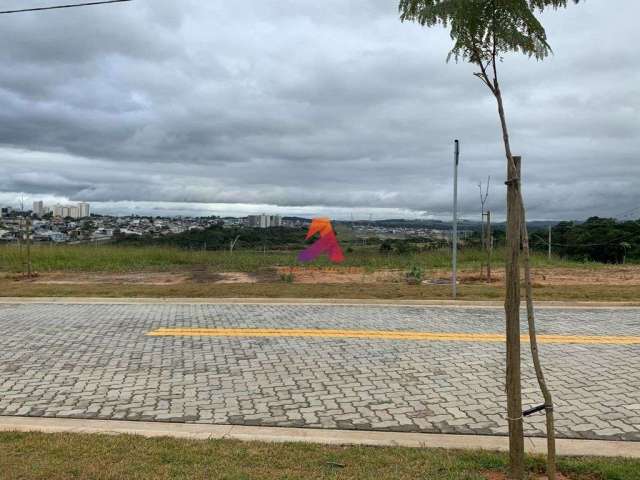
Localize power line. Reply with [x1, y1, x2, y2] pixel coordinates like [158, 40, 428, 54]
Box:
[531, 233, 632, 249]
[0, 0, 132, 15]
[616, 205, 640, 220]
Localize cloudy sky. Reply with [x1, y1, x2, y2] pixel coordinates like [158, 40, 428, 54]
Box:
[0, 0, 638, 220]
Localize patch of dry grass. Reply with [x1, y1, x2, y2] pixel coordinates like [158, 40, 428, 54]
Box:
[1, 431, 638, 480]
[1, 276, 639, 302]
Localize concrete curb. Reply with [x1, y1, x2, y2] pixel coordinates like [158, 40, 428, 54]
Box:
[1, 297, 639, 309]
[1, 416, 639, 458]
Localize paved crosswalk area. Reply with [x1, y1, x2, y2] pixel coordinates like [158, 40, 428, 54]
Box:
[1, 302, 639, 441]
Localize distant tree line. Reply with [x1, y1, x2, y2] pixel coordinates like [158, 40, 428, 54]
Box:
[378, 237, 450, 254]
[115, 226, 309, 250]
[464, 217, 638, 264]
[113, 217, 639, 264]
[530, 217, 639, 263]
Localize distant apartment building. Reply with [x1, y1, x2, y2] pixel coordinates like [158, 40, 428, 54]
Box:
[247, 214, 282, 228]
[247, 215, 260, 227]
[78, 202, 90, 218]
[52, 205, 63, 217]
[32, 201, 44, 216]
[47, 201, 90, 219]
[270, 215, 282, 227]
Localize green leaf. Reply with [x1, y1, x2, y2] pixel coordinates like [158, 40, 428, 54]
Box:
[399, 0, 580, 63]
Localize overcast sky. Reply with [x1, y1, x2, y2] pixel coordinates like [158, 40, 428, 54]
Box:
[0, 0, 638, 220]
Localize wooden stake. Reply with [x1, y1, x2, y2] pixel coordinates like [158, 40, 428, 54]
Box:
[505, 155, 524, 479]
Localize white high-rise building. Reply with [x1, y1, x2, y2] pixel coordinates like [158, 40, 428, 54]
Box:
[48, 201, 89, 219]
[247, 214, 282, 228]
[32, 201, 44, 216]
[78, 202, 90, 218]
[270, 215, 282, 227]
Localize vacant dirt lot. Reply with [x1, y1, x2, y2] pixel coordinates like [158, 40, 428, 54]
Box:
[11, 264, 640, 287]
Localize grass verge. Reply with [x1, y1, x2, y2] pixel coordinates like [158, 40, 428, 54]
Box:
[1, 279, 639, 302]
[0, 244, 596, 273]
[2, 431, 639, 479]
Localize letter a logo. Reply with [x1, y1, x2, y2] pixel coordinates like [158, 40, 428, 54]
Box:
[297, 218, 345, 263]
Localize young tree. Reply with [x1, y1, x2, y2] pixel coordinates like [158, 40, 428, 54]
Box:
[399, 2, 580, 479]
[479, 176, 491, 280]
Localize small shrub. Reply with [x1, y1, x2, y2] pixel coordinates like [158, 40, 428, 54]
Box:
[395, 241, 411, 255]
[379, 241, 392, 253]
[405, 264, 423, 284]
[280, 272, 294, 283]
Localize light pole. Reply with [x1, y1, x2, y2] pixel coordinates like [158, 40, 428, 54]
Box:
[452, 139, 459, 299]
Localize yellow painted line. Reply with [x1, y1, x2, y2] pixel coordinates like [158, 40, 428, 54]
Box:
[146, 328, 640, 345]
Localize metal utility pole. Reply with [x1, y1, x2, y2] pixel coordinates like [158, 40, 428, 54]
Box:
[485, 210, 492, 282]
[452, 139, 459, 299]
[18, 197, 24, 261]
[478, 176, 490, 277]
[25, 216, 33, 277]
[548, 225, 552, 260]
[18, 216, 23, 258]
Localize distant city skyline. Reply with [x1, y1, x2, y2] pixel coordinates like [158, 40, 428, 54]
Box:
[2, 194, 638, 223]
[29, 199, 90, 219]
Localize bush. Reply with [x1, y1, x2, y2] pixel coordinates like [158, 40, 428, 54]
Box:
[280, 272, 294, 283]
[405, 264, 423, 284]
[379, 241, 392, 253]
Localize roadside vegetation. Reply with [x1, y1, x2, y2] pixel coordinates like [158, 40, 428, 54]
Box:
[1, 242, 638, 302]
[535, 218, 640, 264]
[0, 244, 601, 273]
[2, 432, 639, 480]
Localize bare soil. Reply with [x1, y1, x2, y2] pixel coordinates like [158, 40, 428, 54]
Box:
[454, 266, 640, 286]
[19, 271, 191, 285]
[275, 266, 402, 284]
[11, 265, 640, 287]
[273, 265, 640, 286]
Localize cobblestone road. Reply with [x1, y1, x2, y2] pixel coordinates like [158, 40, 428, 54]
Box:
[1, 302, 639, 441]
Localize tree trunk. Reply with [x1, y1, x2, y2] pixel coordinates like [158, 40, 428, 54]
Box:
[495, 85, 525, 480]
[505, 155, 525, 480]
[520, 187, 557, 480]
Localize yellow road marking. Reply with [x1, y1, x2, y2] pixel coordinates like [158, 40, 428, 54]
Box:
[146, 328, 640, 345]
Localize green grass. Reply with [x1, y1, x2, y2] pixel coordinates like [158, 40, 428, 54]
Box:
[0, 244, 595, 273]
[1, 431, 638, 479]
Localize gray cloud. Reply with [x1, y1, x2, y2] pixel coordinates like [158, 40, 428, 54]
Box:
[0, 0, 638, 220]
